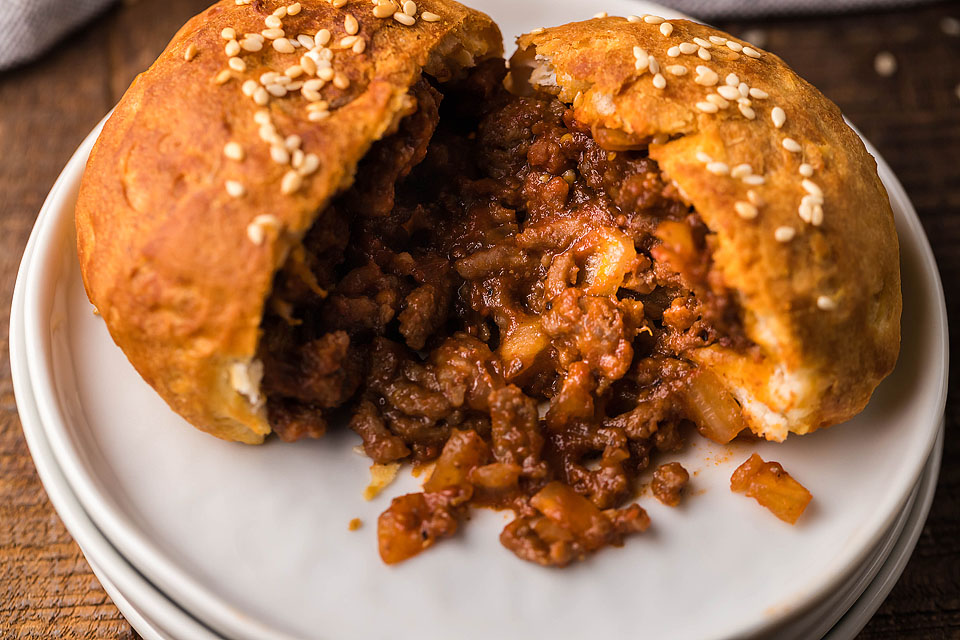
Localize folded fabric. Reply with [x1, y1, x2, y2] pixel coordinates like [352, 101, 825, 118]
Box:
[0, 0, 115, 71]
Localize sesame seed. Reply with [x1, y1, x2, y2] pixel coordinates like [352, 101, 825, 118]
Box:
[292, 149, 305, 168]
[306, 100, 330, 111]
[316, 29, 331, 45]
[242, 79, 258, 96]
[277, 38, 297, 53]
[660, 22, 674, 36]
[422, 11, 441, 22]
[345, 14, 359, 34]
[403, 1, 417, 16]
[748, 87, 769, 99]
[782, 137, 802, 153]
[799, 163, 814, 177]
[299, 153, 320, 176]
[373, 3, 395, 18]
[262, 28, 285, 40]
[743, 175, 765, 185]
[874, 51, 897, 77]
[593, 11, 608, 18]
[708, 35, 727, 45]
[228, 56, 246, 72]
[725, 73, 739, 86]
[648, 57, 660, 74]
[695, 151, 712, 163]
[221, 27, 236, 40]
[303, 78, 325, 92]
[318, 67, 335, 81]
[693, 37, 712, 48]
[627, 15, 642, 23]
[817, 295, 836, 310]
[241, 37, 264, 52]
[281, 170, 303, 194]
[739, 82, 750, 97]
[215, 69, 233, 84]
[224, 141, 245, 160]
[726, 40, 743, 52]
[297, 34, 315, 49]
[676, 42, 695, 55]
[696, 101, 719, 113]
[747, 189, 763, 206]
[717, 85, 740, 100]
[225, 39, 241, 56]
[254, 110, 271, 125]
[285, 134, 302, 151]
[941, 16, 960, 36]
[706, 94, 729, 108]
[667, 46, 681, 57]
[666, 64, 687, 76]
[266, 83, 288, 97]
[184, 43, 198, 61]
[333, 72, 350, 89]
[644, 15, 664, 24]
[287, 80, 303, 91]
[259, 124, 279, 143]
[706, 161, 730, 175]
[285, 65, 303, 79]
[798, 201, 813, 223]
[302, 87, 321, 101]
[265, 15, 283, 29]
[811, 204, 824, 226]
[393, 11, 415, 25]
[340, 35, 359, 48]
[731, 163, 752, 178]
[742, 46, 761, 58]
[333, 0, 347, 7]
[273, 6, 287, 18]
[247, 215, 280, 246]
[287, 2, 301, 15]
[245, 33, 265, 43]
[774, 226, 795, 242]
[634, 50, 649, 73]
[271, 145, 290, 164]
[353, 39, 366, 54]
[652, 73, 666, 89]
[739, 104, 756, 119]
[735, 201, 758, 219]
[802, 179, 823, 198]
[771, 106, 786, 128]
[260, 71, 281, 85]
[300, 56, 317, 75]
[694, 66, 718, 86]
[698, 47, 712, 61]
[738, 96, 751, 106]
[225, 180, 245, 197]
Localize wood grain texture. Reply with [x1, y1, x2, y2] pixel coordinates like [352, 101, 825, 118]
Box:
[0, 0, 957, 637]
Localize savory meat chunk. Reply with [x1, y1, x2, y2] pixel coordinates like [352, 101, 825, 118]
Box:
[652, 462, 690, 507]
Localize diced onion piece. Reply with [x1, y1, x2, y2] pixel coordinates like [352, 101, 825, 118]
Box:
[683, 370, 747, 444]
[530, 482, 610, 540]
[424, 429, 489, 493]
[580, 227, 637, 296]
[499, 317, 550, 379]
[731, 454, 812, 524]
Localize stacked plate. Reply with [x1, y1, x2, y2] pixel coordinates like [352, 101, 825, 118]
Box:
[10, 2, 947, 638]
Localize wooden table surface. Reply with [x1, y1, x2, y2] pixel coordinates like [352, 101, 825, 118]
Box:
[0, 0, 957, 637]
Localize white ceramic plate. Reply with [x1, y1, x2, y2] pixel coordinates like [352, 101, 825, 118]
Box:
[18, 1, 948, 639]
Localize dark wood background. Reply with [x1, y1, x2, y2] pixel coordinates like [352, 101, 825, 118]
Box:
[0, 0, 956, 637]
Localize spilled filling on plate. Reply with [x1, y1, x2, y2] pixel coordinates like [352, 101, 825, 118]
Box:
[257, 60, 757, 566]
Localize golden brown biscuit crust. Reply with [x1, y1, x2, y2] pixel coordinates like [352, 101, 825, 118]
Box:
[76, 0, 502, 443]
[513, 17, 900, 440]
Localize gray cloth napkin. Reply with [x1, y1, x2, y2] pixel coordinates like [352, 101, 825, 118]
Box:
[0, 0, 115, 71]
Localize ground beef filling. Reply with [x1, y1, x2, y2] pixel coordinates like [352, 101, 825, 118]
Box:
[258, 60, 752, 567]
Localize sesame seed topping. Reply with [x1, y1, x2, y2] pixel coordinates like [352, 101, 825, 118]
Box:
[706, 161, 730, 175]
[225, 39, 241, 56]
[725, 73, 739, 87]
[717, 85, 739, 100]
[802, 179, 823, 198]
[666, 64, 687, 76]
[288, 2, 301, 15]
[345, 14, 359, 34]
[874, 51, 897, 77]
[306, 100, 330, 111]
[660, 23, 674, 36]
[373, 3, 395, 18]
[593, 11, 608, 18]
[184, 43, 198, 61]
[817, 295, 836, 310]
[242, 79, 258, 96]
[228, 56, 246, 72]
[281, 170, 303, 194]
[694, 66, 718, 86]
[644, 15, 664, 24]
[221, 27, 236, 40]
[393, 11, 415, 25]
[811, 204, 824, 226]
[333, 0, 347, 7]
[403, 1, 417, 16]
[271, 145, 291, 164]
[254, 110, 271, 125]
[706, 94, 729, 108]
[273, 6, 287, 18]
[292, 149, 305, 168]
[241, 37, 264, 52]
[634, 47, 649, 73]
[215, 69, 233, 85]
[316, 29, 332, 46]
[782, 137, 802, 153]
[246, 215, 280, 246]
[775, 226, 796, 242]
[799, 163, 814, 177]
[730, 163, 752, 178]
[262, 28, 285, 40]
[798, 201, 813, 223]
[738, 82, 749, 97]
[333, 72, 350, 89]
[275, 38, 296, 53]
[693, 37, 712, 49]
[652, 73, 666, 89]
[627, 15, 642, 23]
[743, 175, 766, 185]
[771, 106, 786, 128]
[296, 33, 315, 48]
[308, 109, 331, 122]
[677, 42, 697, 55]
[340, 35, 359, 48]
[422, 11, 441, 22]
[299, 153, 320, 176]
[726, 40, 743, 52]
[353, 39, 367, 54]
[708, 35, 728, 45]
[225, 180, 245, 197]
[285, 65, 304, 79]
[285, 134, 302, 151]
[318, 66, 335, 81]
[648, 57, 660, 74]
[735, 201, 758, 219]
[667, 46, 681, 57]
[265, 15, 283, 29]
[697, 47, 712, 61]
[695, 151, 712, 163]
[747, 189, 763, 206]
[739, 103, 756, 119]
[224, 141, 245, 160]
[748, 87, 769, 99]
[696, 101, 719, 113]
[742, 46, 761, 58]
